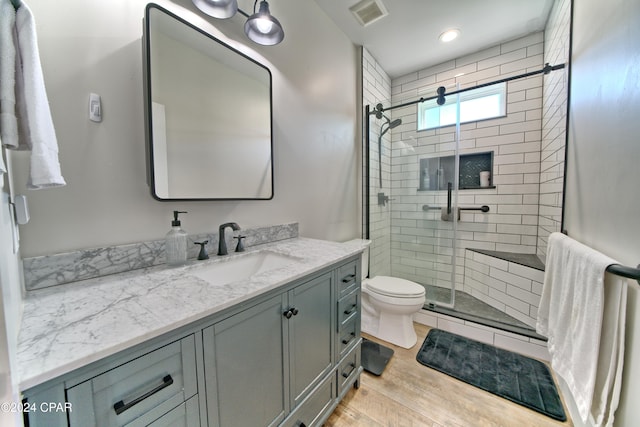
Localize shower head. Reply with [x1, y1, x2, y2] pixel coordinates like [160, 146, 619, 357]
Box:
[380, 117, 402, 137]
[388, 118, 402, 129]
[376, 117, 402, 188]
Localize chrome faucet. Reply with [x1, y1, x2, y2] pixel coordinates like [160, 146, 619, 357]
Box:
[218, 222, 241, 256]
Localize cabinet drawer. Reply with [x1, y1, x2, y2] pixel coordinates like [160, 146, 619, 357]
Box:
[67, 335, 197, 427]
[337, 260, 358, 297]
[337, 316, 358, 359]
[337, 342, 361, 396]
[281, 374, 335, 427]
[337, 289, 359, 329]
[125, 395, 200, 427]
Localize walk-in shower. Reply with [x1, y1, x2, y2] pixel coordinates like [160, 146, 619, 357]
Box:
[363, 54, 570, 337]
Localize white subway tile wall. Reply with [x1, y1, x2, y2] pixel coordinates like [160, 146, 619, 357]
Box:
[463, 250, 545, 328]
[388, 32, 546, 291]
[362, 48, 392, 277]
[538, 0, 571, 260]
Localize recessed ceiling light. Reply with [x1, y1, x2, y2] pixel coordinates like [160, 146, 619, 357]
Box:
[439, 29, 460, 43]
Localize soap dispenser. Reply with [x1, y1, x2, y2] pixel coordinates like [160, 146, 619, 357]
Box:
[166, 210, 188, 266]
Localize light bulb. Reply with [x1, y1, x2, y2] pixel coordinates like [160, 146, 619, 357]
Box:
[255, 17, 273, 34]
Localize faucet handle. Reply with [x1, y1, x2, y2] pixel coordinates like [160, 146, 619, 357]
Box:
[194, 240, 209, 260]
[234, 236, 246, 253]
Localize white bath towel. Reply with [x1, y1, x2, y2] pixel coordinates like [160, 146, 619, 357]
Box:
[14, 1, 66, 188]
[537, 232, 627, 426]
[0, 0, 18, 149]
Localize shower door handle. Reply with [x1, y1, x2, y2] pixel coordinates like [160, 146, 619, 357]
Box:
[447, 182, 452, 214]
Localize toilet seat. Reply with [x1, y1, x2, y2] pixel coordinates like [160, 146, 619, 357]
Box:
[365, 276, 425, 298]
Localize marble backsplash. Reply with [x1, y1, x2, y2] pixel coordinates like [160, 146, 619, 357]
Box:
[23, 222, 299, 291]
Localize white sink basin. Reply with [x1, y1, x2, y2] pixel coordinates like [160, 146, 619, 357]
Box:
[189, 251, 298, 286]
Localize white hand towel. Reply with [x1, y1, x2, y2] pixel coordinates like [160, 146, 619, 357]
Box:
[537, 232, 627, 426]
[0, 0, 19, 149]
[15, 2, 66, 189]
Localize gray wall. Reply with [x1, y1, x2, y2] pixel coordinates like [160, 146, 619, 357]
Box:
[0, 1, 360, 423]
[565, 0, 640, 424]
[9, 0, 360, 259]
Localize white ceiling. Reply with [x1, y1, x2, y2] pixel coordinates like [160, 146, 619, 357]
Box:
[313, 0, 555, 78]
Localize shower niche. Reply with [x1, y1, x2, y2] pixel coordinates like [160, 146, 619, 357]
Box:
[418, 151, 494, 191]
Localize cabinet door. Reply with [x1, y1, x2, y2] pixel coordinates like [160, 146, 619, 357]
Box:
[203, 294, 288, 427]
[288, 272, 334, 408]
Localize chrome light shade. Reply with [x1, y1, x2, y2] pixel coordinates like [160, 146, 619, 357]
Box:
[244, 1, 284, 46]
[192, 0, 238, 19]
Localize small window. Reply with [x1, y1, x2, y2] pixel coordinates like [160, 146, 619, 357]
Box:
[417, 82, 507, 131]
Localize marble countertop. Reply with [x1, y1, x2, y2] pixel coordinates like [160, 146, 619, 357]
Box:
[17, 237, 368, 390]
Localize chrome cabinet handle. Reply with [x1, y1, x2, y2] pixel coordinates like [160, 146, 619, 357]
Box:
[113, 375, 173, 415]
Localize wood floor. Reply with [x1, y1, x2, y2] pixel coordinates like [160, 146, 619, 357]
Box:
[325, 323, 573, 427]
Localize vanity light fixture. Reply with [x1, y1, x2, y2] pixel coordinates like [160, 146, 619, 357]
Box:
[439, 29, 460, 43]
[192, 0, 284, 46]
[244, 0, 285, 46]
[191, 0, 238, 19]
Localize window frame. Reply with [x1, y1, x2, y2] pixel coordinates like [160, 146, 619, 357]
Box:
[416, 82, 507, 131]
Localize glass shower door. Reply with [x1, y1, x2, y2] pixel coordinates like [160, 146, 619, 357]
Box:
[366, 83, 462, 309]
[415, 83, 461, 308]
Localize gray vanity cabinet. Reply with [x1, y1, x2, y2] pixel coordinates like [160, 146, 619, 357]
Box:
[202, 271, 334, 427]
[22, 253, 362, 427]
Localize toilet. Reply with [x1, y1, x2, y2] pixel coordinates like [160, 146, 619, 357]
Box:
[358, 247, 426, 349]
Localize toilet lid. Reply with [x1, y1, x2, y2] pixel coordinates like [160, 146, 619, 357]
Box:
[366, 276, 425, 298]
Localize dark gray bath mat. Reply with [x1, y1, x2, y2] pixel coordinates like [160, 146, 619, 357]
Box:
[361, 338, 394, 376]
[416, 329, 566, 421]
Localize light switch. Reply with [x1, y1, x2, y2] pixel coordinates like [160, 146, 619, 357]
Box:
[89, 93, 102, 122]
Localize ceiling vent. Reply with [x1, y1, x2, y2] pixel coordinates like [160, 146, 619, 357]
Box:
[349, 0, 389, 27]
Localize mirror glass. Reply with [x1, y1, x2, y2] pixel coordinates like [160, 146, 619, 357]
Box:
[144, 4, 273, 200]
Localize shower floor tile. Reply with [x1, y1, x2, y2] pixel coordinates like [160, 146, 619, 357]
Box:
[423, 285, 544, 340]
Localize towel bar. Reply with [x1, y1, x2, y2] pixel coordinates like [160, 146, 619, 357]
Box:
[561, 230, 640, 285]
[606, 264, 640, 285]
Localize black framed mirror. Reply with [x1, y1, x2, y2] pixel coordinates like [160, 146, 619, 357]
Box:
[143, 3, 273, 200]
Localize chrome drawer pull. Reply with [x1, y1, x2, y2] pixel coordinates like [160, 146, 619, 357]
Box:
[113, 374, 173, 415]
[341, 274, 356, 283]
[342, 333, 355, 345]
[343, 304, 357, 315]
[341, 363, 355, 378]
